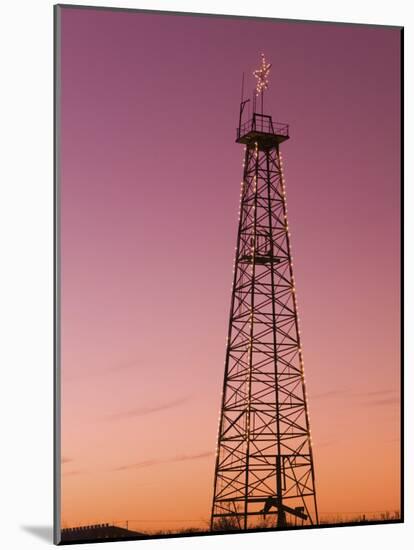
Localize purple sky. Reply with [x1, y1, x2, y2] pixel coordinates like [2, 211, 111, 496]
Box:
[60, 7, 400, 529]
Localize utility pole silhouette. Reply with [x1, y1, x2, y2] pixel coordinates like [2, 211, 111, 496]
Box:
[210, 54, 318, 531]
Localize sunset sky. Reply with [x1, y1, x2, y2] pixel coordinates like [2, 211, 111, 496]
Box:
[59, 6, 401, 533]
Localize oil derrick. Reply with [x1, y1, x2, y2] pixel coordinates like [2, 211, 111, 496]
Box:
[210, 54, 318, 531]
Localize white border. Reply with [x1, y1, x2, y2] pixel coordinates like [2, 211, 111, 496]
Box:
[0, 1, 410, 549]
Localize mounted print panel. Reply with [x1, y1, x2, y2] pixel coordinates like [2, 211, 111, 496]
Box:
[54, 4, 402, 545]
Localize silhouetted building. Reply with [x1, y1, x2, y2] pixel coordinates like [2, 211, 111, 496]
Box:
[61, 523, 144, 543]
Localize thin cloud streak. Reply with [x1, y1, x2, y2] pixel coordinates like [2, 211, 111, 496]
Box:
[106, 396, 190, 421]
[312, 389, 349, 400]
[312, 388, 399, 403]
[355, 389, 398, 397]
[114, 451, 214, 472]
[363, 397, 399, 407]
[63, 470, 83, 477]
[63, 358, 145, 382]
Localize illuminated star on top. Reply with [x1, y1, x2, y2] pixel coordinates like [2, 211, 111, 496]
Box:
[253, 53, 272, 96]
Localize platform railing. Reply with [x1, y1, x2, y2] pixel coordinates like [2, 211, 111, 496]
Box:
[237, 113, 289, 141]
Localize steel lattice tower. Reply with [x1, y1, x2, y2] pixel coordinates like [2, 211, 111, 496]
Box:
[210, 55, 318, 531]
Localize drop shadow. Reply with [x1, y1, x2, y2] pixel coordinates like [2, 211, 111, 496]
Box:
[21, 525, 53, 543]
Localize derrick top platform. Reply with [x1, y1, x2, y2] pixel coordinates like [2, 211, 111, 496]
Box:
[236, 112, 289, 147]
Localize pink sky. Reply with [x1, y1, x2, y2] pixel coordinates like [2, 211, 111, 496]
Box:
[59, 6, 401, 532]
